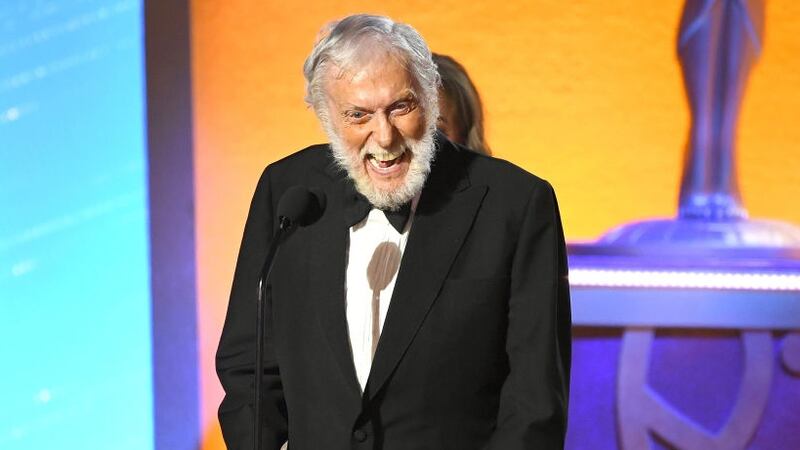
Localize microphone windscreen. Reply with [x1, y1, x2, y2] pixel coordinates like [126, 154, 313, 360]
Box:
[277, 186, 327, 227]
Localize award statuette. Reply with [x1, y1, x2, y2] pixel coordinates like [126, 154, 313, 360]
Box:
[568, 3, 800, 449]
[572, 0, 800, 263]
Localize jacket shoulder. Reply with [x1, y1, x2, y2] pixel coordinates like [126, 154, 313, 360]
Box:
[246, 144, 341, 213]
[265, 144, 335, 175]
[452, 147, 551, 197]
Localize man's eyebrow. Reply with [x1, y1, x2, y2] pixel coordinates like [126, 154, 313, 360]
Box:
[386, 91, 418, 109]
[339, 90, 418, 111]
[394, 90, 417, 103]
[342, 104, 372, 111]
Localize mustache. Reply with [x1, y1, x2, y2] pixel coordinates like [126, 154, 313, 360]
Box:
[323, 113, 436, 211]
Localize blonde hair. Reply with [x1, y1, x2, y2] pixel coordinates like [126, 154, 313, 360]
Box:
[433, 53, 491, 155]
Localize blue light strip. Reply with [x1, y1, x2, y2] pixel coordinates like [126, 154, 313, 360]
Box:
[571, 284, 800, 330]
[570, 268, 800, 291]
[0, 1, 153, 449]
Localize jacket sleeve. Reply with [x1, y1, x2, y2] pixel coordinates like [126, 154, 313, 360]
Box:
[216, 166, 288, 450]
[486, 179, 572, 449]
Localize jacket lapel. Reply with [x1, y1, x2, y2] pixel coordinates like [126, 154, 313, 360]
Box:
[365, 144, 488, 400]
[313, 175, 363, 398]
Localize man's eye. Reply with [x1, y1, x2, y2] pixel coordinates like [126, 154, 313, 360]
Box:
[392, 102, 413, 114]
[345, 110, 369, 121]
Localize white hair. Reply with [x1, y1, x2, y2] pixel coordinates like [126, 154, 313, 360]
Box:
[303, 14, 440, 129]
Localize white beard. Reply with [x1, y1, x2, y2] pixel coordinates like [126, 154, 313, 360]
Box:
[326, 124, 436, 211]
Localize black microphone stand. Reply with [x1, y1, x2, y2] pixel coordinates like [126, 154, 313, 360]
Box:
[254, 215, 293, 450]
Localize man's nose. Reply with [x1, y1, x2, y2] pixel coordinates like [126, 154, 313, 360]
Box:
[372, 112, 395, 148]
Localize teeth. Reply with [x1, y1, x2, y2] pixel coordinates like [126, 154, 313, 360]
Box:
[370, 149, 404, 162]
[369, 157, 393, 169]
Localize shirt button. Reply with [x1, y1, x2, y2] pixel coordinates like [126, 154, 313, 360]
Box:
[353, 429, 367, 442]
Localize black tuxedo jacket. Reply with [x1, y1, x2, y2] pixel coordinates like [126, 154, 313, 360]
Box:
[217, 136, 571, 450]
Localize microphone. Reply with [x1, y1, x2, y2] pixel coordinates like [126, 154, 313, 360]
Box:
[255, 185, 327, 450]
[276, 185, 327, 229]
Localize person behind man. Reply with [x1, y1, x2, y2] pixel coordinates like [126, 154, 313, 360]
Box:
[433, 52, 491, 155]
[216, 13, 571, 450]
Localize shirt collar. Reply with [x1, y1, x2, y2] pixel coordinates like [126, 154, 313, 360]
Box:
[342, 183, 416, 233]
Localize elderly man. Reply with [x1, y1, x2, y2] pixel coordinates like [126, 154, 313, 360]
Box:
[217, 14, 571, 450]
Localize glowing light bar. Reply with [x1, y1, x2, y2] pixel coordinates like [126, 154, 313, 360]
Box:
[569, 268, 800, 291]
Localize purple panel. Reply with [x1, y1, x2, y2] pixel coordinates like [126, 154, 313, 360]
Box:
[145, 0, 200, 449]
[648, 330, 742, 432]
[566, 329, 622, 450]
[566, 328, 800, 449]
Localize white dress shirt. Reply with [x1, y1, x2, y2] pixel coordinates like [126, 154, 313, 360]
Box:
[345, 198, 417, 392]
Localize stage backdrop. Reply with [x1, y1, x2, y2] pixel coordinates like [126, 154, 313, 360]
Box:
[190, 1, 800, 448]
[1, 1, 153, 449]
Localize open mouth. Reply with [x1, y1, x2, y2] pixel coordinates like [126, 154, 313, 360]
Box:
[366, 149, 406, 172]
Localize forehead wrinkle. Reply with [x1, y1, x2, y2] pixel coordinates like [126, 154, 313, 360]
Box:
[326, 60, 418, 111]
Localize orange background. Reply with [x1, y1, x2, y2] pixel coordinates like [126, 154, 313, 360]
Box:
[190, 1, 800, 447]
